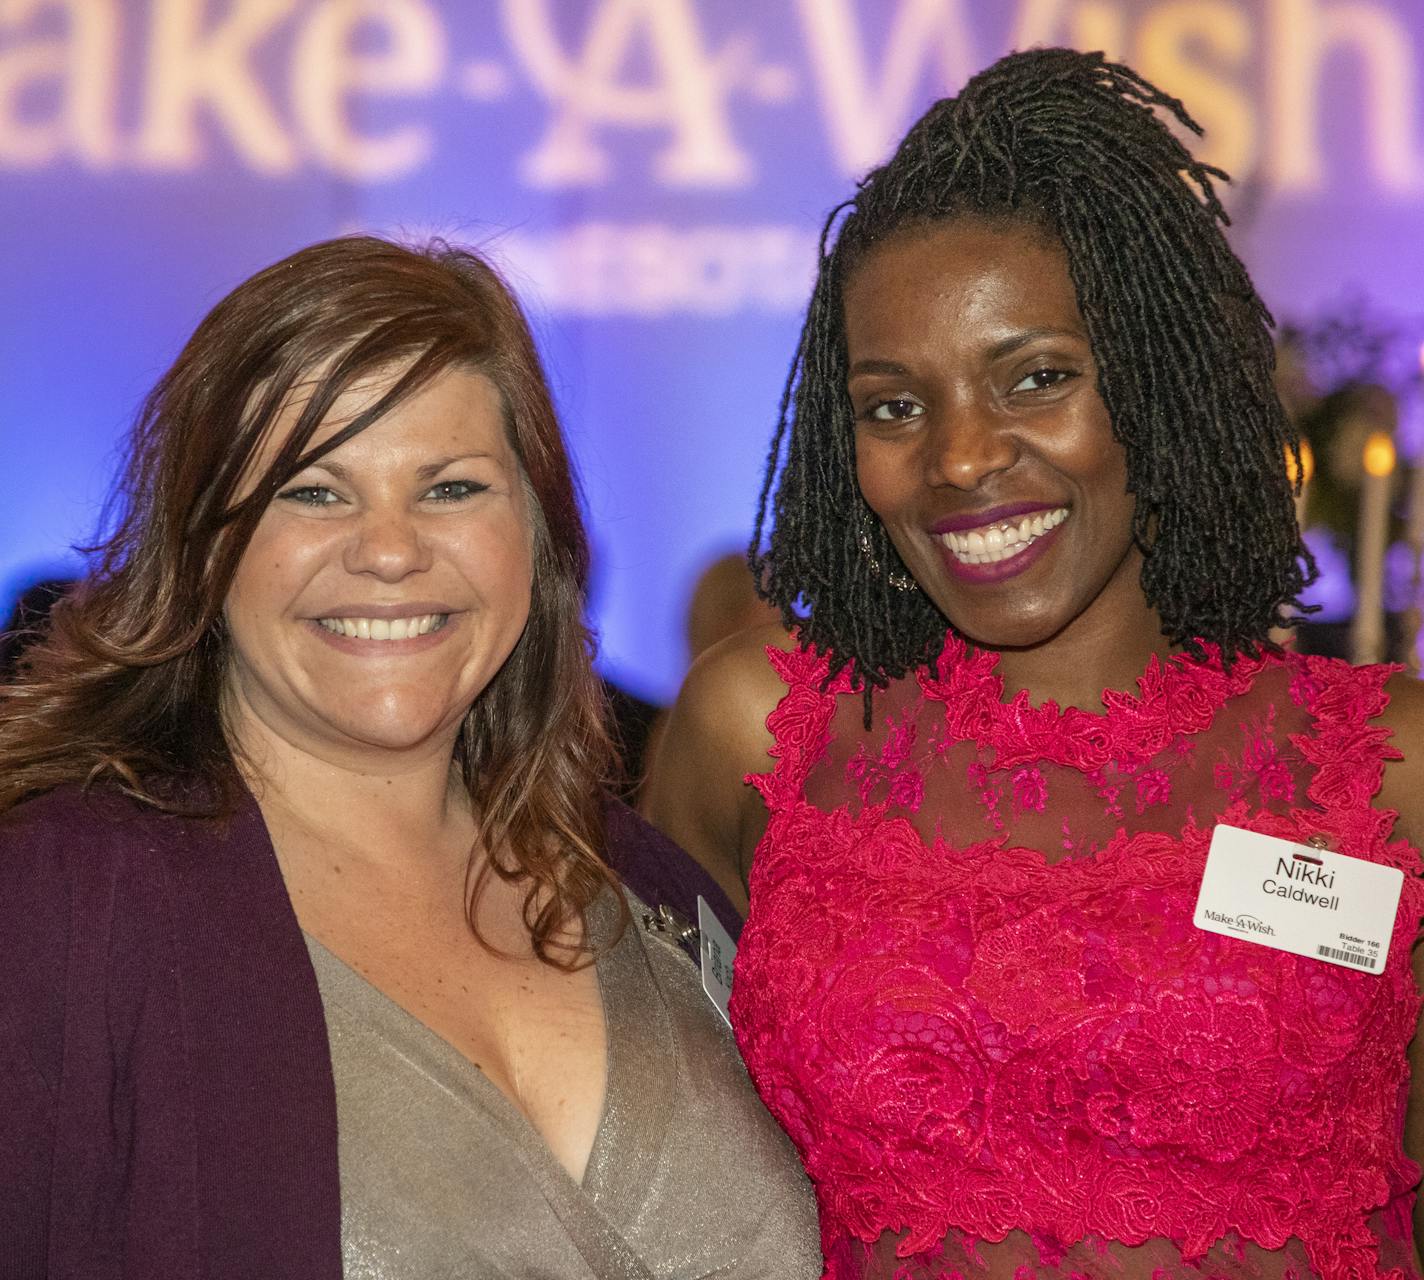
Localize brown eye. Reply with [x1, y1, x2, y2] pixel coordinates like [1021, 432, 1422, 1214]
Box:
[1011, 368, 1073, 393]
[868, 397, 925, 422]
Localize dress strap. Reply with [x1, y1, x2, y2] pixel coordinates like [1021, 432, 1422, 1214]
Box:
[747, 642, 855, 813]
[1287, 654, 1412, 866]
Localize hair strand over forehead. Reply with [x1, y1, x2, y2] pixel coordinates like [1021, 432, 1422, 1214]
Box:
[0, 236, 622, 967]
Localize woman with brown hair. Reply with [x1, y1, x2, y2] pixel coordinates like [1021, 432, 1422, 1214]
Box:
[0, 236, 817, 1278]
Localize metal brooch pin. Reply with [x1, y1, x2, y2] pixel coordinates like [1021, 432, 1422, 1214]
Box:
[641, 902, 700, 946]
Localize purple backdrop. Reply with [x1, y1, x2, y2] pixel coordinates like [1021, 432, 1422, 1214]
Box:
[2, 0, 1422, 698]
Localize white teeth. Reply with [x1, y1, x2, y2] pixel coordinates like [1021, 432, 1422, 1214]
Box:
[938, 508, 1069, 565]
[317, 613, 446, 640]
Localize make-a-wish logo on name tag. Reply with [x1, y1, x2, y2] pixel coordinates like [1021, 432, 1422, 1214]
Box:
[1194, 824, 1404, 974]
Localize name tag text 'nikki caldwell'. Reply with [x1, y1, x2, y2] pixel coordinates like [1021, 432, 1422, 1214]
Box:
[1260, 854, 1340, 910]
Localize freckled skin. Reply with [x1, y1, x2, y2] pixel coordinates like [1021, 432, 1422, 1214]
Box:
[219, 362, 610, 1186]
[844, 218, 1169, 701]
[224, 368, 534, 769]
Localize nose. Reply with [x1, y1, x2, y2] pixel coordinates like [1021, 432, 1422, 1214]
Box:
[341, 507, 433, 581]
[924, 405, 1019, 491]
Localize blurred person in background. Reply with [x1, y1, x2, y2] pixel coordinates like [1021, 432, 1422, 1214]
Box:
[684, 550, 784, 664]
[627, 550, 783, 805]
[0, 236, 817, 1278]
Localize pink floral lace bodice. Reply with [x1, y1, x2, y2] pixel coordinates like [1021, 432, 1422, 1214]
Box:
[732, 636, 1424, 1280]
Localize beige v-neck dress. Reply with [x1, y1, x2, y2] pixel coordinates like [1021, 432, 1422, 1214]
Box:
[303, 890, 819, 1278]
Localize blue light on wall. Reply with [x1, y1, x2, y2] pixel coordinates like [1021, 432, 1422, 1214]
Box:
[3, 0, 1422, 700]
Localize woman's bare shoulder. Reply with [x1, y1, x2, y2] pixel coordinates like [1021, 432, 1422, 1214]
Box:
[682, 621, 796, 736]
[640, 622, 796, 914]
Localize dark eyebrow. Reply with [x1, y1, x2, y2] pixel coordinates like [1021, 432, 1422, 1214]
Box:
[848, 329, 1086, 380]
[985, 328, 1085, 361]
[847, 358, 914, 379]
[305, 453, 496, 483]
[413, 454, 495, 481]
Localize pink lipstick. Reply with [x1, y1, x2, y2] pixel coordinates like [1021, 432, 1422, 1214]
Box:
[931, 505, 1070, 584]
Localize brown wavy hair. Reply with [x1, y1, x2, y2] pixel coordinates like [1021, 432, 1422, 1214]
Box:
[0, 236, 619, 965]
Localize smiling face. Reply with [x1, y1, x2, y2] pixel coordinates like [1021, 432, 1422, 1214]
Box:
[845, 216, 1154, 652]
[223, 364, 534, 768]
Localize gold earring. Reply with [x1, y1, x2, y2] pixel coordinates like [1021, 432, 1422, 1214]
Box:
[857, 513, 917, 592]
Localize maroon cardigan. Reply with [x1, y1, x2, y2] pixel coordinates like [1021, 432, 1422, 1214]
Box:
[0, 783, 737, 1280]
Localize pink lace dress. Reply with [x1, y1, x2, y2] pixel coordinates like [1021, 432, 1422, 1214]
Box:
[732, 636, 1424, 1280]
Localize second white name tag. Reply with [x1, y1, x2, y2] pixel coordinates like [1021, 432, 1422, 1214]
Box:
[698, 895, 737, 1028]
[1193, 824, 1404, 974]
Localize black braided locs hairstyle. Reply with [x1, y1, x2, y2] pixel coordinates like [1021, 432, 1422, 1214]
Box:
[751, 48, 1314, 696]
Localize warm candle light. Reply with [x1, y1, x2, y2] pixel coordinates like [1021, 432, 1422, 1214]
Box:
[1285, 441, 1315, 564]
[1286, 439, 1315, 489]
[1363, 432, 1396, 478]
[1353, 431, 1396, 664]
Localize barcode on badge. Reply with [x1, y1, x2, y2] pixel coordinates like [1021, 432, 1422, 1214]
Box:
[1317, 944, 1373, 969]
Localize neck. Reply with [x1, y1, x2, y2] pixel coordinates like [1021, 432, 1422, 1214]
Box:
[990, 596, 1175, 712]
[228, 707, 475, 883]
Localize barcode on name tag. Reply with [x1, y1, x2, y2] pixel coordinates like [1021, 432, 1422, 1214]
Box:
[1317, 944, 1373, 969]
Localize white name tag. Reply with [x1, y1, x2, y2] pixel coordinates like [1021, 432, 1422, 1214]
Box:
[1193, 824, 1403, 974]
[697, 895, 737, 1027]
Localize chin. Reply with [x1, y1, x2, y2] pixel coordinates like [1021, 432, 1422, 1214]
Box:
[333, 721, 458, 755]
[316, 696, 465, 756]
[942, 603, 1067, 652]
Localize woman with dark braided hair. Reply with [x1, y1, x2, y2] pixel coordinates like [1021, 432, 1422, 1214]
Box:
[644, 47, 1424, 1279]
